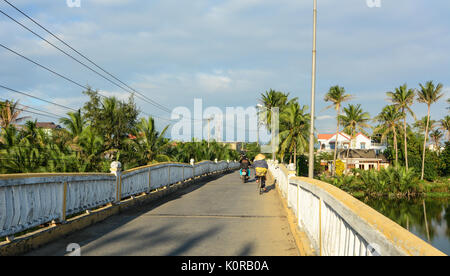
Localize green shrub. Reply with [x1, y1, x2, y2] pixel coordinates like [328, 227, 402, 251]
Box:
[324, 166, 421, 197]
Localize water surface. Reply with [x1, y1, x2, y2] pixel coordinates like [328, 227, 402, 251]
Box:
[364, 197, 449, 255]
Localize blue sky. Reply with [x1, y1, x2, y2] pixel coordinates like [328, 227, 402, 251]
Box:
[0, 0, 449, 139]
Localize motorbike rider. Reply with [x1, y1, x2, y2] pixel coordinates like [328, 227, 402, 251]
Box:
[253, 154, 268, 192]
[239, 153, 251, 176]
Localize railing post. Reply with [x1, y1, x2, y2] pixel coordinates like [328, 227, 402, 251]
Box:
[190, 159, 195, 179]
[110, 161, 122, 204]
[287, 163, 296, 208]
[214, 159, 218, 174]
[148, 167, 152, 193]
[168, 165, 171, 185]
[61, 181, 68, 223]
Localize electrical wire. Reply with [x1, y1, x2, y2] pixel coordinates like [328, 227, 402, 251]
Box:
[0, 1, 259, 129]
[0, 5, 172, 114]
[0, 84, 78, 112]
[0, 98, 65, 119]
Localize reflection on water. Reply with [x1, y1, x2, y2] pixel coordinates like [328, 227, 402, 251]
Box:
[363, 197, 450, 255]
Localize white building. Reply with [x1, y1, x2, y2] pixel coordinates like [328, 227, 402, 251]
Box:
[318, 132, 387, 154]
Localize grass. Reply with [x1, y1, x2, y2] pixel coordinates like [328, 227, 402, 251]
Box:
[421, 177, 450, 198]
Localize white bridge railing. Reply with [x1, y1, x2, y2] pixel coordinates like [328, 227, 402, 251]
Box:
[268, 161, 445, 256]
[0, 160, 239, 239]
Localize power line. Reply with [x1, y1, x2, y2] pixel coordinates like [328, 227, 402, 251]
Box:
[0, 12, 195, 123]
[0, 9, 134, 99]
[8, 106, 61, 120]
[0, 44, 177, 123]
[0, 98, 65, 119]
[0, 84, 78, 112]
[0, 2, 245, 128]
[0, 42, 117, 101]
[0, 43, 89, 91]
[0, 4, 172, 114]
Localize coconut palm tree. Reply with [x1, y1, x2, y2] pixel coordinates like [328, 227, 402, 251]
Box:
[386, 84, 415, 170]
[134, 117, 170, 164]
[414, 116, 438, 134]
[259, 90, 296, 130]
[374, 105, 405, 167]
[338, 104, 371, 172]
[59, 109, 85, 141]
[440, 116, 450, 141]
[324, 85, 353, 176]
[429, 129, 443, 153]
[0, 100, 30, 129]
[417, 81, 445, 180]
[279, 102, 310, 166]
[78, 126, 105, 171]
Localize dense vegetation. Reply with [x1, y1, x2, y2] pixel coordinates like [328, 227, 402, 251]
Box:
[258, 82, 449, 198]
[1, 81, 448, 200]
[0, 89, 239, 174]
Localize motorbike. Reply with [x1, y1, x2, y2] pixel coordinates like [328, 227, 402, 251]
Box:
[255, 167, 268, 194]
[239, 168, 250, 183]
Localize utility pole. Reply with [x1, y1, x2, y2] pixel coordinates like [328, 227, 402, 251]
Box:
[308, 0, 317, 179]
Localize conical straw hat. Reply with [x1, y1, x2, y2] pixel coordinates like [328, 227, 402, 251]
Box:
[254, 154, 266, 161]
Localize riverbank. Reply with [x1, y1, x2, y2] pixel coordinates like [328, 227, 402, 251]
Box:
[319, 169, 450, 199]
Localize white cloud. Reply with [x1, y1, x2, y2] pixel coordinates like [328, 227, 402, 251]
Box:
[1, 0, 449, 129]
[196, 73, 232, 93]
[317, 115, 333, 121]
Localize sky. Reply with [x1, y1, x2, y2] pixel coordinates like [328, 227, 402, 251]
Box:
[0, 0, 449, 141]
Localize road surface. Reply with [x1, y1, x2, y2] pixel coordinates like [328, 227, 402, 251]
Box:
[26, 171, 299, 256]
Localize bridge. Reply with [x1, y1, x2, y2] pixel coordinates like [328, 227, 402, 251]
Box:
[0, 160, 445, 256]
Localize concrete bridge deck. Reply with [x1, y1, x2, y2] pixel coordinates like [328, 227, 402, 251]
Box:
[25, 171, 299, 256]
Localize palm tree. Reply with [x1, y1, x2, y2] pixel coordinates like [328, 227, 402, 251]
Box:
[134, 117, 170, 164]
[324, 85, 353, 176]
[417, 81, 445, 180]
[0, 100, 30, 129]
[79, 126, 105, 171]
[414, 116, 438, 134]
[59, 109, 86, 151]
[373, 105, 405, 167]
[339, 104, 371, 172]
[0, 125, 20, 149]
[279, 103, 310, 166]
[259, 89, 296, 130]
[386, 84, 415, 170]
[440, 116, 450, 141]
[59, 109, 85, 140]
[429, 129, 443, 153]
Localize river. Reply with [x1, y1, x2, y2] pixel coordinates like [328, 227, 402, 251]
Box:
[364, 197, 450, 255]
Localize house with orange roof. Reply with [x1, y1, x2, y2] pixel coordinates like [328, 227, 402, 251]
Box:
[318, 132, 389, 173]
[318, 132, 387, 153]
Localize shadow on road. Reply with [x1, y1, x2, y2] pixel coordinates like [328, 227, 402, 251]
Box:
[26, 171, 234, 256]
